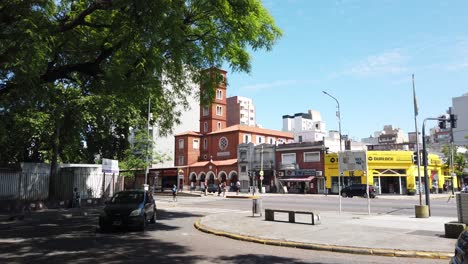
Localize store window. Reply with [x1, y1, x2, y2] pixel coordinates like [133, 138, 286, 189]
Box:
[304, 152, 320, 162]
[282, 153, 296, 165]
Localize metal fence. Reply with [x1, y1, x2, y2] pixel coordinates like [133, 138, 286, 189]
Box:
[0, 170, 50, 201]
[51, 169, 124, 201]
[0, 165, 124, 201]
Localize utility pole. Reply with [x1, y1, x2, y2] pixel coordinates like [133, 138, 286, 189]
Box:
[412, 75, 423, 206]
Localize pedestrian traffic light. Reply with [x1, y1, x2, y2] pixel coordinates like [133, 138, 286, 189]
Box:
[450, 114, 458, 129]
[412, 151, 418, 165]
[438, 116, 447, 129]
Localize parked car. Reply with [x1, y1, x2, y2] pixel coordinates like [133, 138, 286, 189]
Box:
[99, 190, 156, 232]
[207, 184, 219, 193]
[340, 184, 376, 198]
[450, 229, 468, 264]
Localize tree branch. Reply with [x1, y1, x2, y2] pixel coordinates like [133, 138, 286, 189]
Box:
[59, 0, 113, 32]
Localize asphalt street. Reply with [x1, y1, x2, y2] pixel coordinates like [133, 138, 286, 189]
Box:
[0, 194, 455, 264]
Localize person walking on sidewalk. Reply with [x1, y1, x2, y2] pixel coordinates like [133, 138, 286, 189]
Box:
[236, 180, 241, 195]
[73, 187, 81, 208]
[221, 182, 226, 197]
[172, 184, 177, 202]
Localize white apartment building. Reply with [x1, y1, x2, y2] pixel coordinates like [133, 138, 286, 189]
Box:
[282, 110, 327, 142]
[453, 93, 468, 146]
[226, 96, 257, 127]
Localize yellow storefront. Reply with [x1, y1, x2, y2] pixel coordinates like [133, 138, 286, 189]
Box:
[324, 151, 457, 195]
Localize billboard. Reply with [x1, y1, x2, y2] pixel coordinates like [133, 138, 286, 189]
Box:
[102, 158, 119, 173]
[339, 151, 367, 171]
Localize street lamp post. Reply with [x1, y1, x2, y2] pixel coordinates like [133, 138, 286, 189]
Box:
[144, 97, 151, 190]
[421, 116, 449, 217]
[260, 145, 264, 194]
[323, 91, 342, 214]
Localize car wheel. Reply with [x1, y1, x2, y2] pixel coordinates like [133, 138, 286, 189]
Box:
[341, 192, 347, 198]
[150, 208, 156, 224]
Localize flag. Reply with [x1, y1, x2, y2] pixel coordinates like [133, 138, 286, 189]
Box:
[412, 74, 418, 117]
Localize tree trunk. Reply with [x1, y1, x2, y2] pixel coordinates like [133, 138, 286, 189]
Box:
[49, 123, 60, 201]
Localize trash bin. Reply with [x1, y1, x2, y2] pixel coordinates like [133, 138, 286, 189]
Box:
[252, 198, 262, 216]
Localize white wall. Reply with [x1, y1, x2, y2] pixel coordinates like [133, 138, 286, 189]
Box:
[453, 94, 468, 146]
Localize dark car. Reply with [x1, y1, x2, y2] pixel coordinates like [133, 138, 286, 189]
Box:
[451, 229, 468, 264]
[207, 184, 219, 193]
[340, 184, 376, 198]
[99, 190, 156, 231]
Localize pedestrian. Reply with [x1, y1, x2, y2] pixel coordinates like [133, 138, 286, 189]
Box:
[217, 183, 222, 196]
[73, 187, 81, 208]
[172, 184, 177, 202]
[222, 182, 226, 197]
[236, 180, 241, 195]
[204, 181, 208, 196]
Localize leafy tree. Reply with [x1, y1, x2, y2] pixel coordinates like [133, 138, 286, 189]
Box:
[120, 127, 170, 188]
[0, 0, 282, 176]
[442, 144, 467, 187]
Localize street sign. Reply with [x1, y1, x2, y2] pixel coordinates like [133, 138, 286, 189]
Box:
[102, 158, 119, 173]
[339, 151, 367, 171]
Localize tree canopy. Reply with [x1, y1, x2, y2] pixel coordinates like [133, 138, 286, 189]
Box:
[0, 0, 282, 166]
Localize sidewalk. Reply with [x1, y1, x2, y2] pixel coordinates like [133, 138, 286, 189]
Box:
[195, 209, 456, 259]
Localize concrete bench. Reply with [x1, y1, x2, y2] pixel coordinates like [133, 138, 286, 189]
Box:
[264, 208, 320, 225]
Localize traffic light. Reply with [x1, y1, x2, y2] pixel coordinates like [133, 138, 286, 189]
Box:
[438, 116, 447, 129]
[421, 150, 428, 166]
[450, 114, 458, 129]
[412, 151, 418, 165]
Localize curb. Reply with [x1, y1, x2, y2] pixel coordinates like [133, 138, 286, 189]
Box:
[194, 219, 452, 260]
[225, 195, 258, 199]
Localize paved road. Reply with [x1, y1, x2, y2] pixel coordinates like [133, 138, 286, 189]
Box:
[175, 193, 458, 217]
[0, 195, 453, 264]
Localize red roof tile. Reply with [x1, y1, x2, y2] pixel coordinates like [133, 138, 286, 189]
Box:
[175, 131, 202, 137]
[208, 125, 293, 138]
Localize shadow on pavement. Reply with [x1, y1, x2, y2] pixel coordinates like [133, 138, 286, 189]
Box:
[0, 209, 207, 264]
[219, 254, 322, 264]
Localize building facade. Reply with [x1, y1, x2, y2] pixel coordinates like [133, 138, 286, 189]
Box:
[226, 96, 257, 127]
[452, 93, 468, 146]
[282, 110, 327, 142]
[324, 150, 453, 195]
[275, 142, 327, 194]
[164, 68, 294, 191]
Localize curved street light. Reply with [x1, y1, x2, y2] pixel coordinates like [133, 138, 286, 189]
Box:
[323, 91, 342, 214]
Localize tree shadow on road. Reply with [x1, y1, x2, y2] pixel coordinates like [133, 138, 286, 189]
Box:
[219, 253, 323, 264]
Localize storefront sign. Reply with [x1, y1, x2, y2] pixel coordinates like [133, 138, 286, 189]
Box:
[217, 151, 230, 157]
[296, 169, 316, 176]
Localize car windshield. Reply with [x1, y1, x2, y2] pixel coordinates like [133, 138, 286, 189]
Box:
[110, 192, 144, 204]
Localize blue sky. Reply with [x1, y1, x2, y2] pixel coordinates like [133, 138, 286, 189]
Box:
[224, 0, 468, 141]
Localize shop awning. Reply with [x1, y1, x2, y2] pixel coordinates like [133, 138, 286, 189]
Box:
[279, 176, 314, 182]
